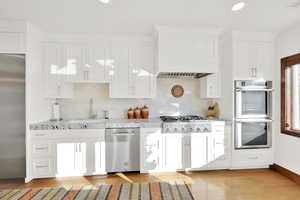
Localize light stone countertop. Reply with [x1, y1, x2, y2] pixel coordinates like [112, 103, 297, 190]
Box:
[30, 118, 163, 130]
[30, 118, 230, 130]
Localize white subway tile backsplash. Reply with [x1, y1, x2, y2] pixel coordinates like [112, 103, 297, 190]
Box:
[58, 79, 211, 119]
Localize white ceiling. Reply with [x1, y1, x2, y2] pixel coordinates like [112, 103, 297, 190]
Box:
[1, 0, 300, 35]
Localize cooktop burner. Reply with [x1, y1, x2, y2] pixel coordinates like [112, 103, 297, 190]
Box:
[160, 115, 206, 122]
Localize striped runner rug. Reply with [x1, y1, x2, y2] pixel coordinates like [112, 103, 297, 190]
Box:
[0, 181, 194, 200]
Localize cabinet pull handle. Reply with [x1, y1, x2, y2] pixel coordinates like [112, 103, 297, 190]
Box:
[58, 86, 61, 96]
[35, 147, 48, 150]
[36, 165, 49, 169]
[248, 156, 259, 160]
[34, 134, 47, 137]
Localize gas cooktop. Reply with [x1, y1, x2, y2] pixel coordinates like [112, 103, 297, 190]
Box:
[160, 115, 207, 122]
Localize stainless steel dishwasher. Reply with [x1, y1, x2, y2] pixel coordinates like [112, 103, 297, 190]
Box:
[105, 128, 140, 173]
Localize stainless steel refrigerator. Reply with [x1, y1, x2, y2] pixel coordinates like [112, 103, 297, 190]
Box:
[0, 54, 25, 179]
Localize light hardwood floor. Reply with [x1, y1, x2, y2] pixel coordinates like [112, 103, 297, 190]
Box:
[1, 169, 299, 200]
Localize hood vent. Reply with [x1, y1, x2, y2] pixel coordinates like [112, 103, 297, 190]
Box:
[157, 72, 211, 79]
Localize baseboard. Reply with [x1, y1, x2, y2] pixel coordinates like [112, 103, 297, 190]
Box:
[270, 164, 300, 185]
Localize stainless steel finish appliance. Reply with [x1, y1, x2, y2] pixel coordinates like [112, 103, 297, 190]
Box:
[105, 128, 140, 173]
[235, 80, 273, 119]
[234, 80, 273, 149]
[0, 54, 25, 179]
[235, 119, 272, 149]
[157, 72, 210, 79]
[160, 115, 211, 133]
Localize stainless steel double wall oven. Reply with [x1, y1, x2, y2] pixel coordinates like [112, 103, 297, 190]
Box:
[234, 80, 273, 149]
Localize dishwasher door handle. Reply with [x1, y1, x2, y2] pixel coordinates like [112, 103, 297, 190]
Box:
[113, 133, 136, 136]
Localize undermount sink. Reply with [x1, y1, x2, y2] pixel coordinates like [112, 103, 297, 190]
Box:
[66, 119, 107, 124]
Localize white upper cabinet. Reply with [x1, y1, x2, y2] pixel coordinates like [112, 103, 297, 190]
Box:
[109, 44, 130, 98]
[232, 32, 274, 80]
[64, 44, 110, 83]
[109, 39, 156, 98]
[43, 43, 74, 99]
[199, 73, 221, 99]
[0, 33, 25, 53]
[0, 20, 26, 53]
[155, 26, 221, 74]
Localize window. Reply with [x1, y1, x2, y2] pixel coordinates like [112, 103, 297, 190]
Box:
[281, 53, 300, 138]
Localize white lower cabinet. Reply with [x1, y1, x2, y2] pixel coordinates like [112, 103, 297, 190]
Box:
[189, 133, 208, 169]
[32, 158, 55, 178]
[30, 130, 106, 179]
[162, 133, 184, 171]
[56, 142, 87, 176]
[140, 128, 162, 173]
[140, 123, 228, 173]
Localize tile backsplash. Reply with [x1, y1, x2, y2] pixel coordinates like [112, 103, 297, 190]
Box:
[58, 79, 213, 119]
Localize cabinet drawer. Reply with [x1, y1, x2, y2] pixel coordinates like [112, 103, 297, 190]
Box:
[31, 131, 52, 138]
[32, 158, 55, 177]
[32, 143, 53, 156]
[232, 149, 273, 167]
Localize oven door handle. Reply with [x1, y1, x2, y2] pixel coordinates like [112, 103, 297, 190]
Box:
[235, 88, 274, 92]
[235, 119, 273, 123]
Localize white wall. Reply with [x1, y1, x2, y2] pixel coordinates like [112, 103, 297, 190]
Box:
[275, 24, 300, 175]
[58, 79, 212, 119]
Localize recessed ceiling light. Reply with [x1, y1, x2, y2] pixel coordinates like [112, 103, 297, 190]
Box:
[232, 2, 246, 11]
[98, 0, 110, 4]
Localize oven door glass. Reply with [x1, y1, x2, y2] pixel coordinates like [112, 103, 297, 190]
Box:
[235, 90, 272, 118]
[235, 120, 271, 149]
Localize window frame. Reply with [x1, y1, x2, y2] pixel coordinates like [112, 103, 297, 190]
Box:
[281, 53, 300, 138]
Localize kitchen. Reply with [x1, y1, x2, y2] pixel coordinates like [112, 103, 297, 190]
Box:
[0, 0, 300, 199]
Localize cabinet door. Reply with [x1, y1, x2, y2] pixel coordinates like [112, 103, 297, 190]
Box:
[64, 44, 84, 82]
[190, 134, 208, 169]
[56, 143, 76, 176]
[131, 44, 155, 98]
[0, 32, 25, 53]
[255, 42, 273, 80]
[109, 46, 130, 98]
[56, 142, 87, 176]
[85, 47, 110, 83]
[140, 133, 162, 172]
[200, 73, 220, 98]
[44, 43, 73, 98]
[234, 41, 252, 79]
[162, 134, 183, 170]
[209, 134, 225, 162]
[75, 143, 87, 173]
[89, 140, 106, 174]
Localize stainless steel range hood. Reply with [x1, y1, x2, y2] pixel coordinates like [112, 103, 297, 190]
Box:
[157, 72, 211, 79]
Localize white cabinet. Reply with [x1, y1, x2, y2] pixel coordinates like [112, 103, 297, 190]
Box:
[162, 133, 184, 171]
[89, 140, 106, 174]
[43, 43, 74, 98]
[0, 32, 25, 53]
[233, 34, 274, 80]
[199, 73, 221, 98]
[32, 158, 55, 178]
[109, 41, 156, 98]
[109, 45, 130, 98]
[65, 45, 111, 83]
[56, 142, 87, 176]
[85, 47, 111, 83]
[29, 129, 106, 179]
[190, 133, 208, 169]
[140, 128, 162, 173]
[155, 26, 220, 73]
